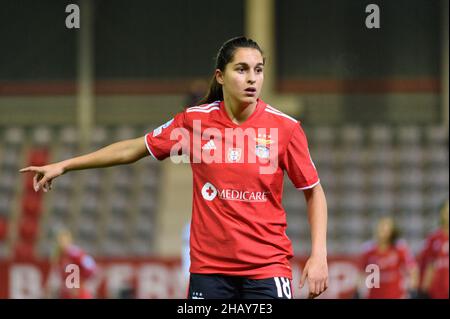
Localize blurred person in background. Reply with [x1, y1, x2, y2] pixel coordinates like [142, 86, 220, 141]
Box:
[417, 200, 449, 299]
[185, 79, 208, 108]
[359, 217, 418, 299]
[19, 36, 328, 299]
[47, 228, 97, 299]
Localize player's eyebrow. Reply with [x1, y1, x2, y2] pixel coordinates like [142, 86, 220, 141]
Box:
[233, 62, 264, 67]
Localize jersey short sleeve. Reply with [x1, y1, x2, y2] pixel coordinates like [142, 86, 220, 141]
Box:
[145, 112, 187, 160]
[282, 123, 320, 190]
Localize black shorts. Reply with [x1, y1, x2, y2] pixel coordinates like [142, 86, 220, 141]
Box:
[187, 273, 293, 299]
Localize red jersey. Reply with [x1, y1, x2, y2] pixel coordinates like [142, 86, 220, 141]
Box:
[419, 229, 449, 298]
[145, 99, 319, 279]
[361, 241, 416, 299]
[58, 245, 96, 298]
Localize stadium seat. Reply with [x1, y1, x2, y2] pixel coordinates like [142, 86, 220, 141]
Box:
[76, 217, 99, 242]
[90, 126, 109, 149]
[368, 146, 395, 168]
[397, 168, 424, 189]
[133, 217, 154, 241]
[368, 168, 395, 190]
[130, 238, 152, 256]
[110, 193, 129, 217]
[424, 146, 448, 167]
[18, 217, 39, 243]
[425, 167, 449, 190]
[340, 125, 364, 146]
[13, 241, 35, 261]
[85, 170, 102, 192]
[105, 218, 127, 242]
[0, 217, 8, 241]
[111, 167, 133, 192]
[424, 125, 448, 145]
[369, 125, 393, 146]
[101, 239, 127, 257]
[31, 126, 52, 146]
[397, 126, 421, 145]
[4, 127, 25, 146]
[28, 148, 50, 166]
[0, 194, 12, 219]
[338, 168, 366, 190]
[59, 126, 78, 146]
[0, 169, 15, 194]
[340, 191, 366, 213]
[0, 147, 20, 169]
[311, 126, 335, 146]
[311, 146, 338, 168]
[21, 191, 43, 219]
[396, 191, 424, 212]
[367, 191, 395, 213]
[115, 125, 136, 140]
[395, 146, 423, 167]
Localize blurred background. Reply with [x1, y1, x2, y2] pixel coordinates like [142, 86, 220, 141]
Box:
[0, 0, 448, 298]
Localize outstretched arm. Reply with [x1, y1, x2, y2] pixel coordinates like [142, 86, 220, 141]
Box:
[299, 183, 328, 298]
[20, 136, 149, 192]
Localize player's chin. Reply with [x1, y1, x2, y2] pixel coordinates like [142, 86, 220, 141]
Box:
[240, 95, 258, 104]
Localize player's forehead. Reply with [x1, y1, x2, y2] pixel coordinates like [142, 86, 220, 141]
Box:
[229, 47, 264, 67]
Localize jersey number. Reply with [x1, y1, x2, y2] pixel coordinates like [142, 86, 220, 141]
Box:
[274, 277, 292, 299]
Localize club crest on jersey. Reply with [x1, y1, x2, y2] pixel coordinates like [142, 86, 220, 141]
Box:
[227, 148, 242, 162]
[254, 133, 272, 159]
[255, 145, 270, 159]
[153, 118, 174, 137]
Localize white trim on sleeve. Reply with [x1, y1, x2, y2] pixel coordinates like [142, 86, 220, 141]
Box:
[297, 179, 321, 190]
[144, 133, 158, 160]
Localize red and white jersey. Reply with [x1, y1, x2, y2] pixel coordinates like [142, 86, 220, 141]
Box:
[360, 240, 416, 299]
[145, 99, 319, 279]
[419, 229, 449, 298]
[58, 245, 96, 298]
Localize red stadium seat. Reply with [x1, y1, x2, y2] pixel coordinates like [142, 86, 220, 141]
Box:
[21, 192, 43, 218]
[28, 148, 49, 166]
[13, 241, 35, 261]
[18, 217, 39, 243]
[0, 218, 8, 240]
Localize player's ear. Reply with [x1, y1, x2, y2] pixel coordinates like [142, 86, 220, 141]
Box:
[215, 69, 224, 85]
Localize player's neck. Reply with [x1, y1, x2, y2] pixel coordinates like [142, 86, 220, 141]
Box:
[223, 96, 257, 124]
[377, 241, 390, 252]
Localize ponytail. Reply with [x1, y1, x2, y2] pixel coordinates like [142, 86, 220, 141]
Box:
[198, 74, 223, 105]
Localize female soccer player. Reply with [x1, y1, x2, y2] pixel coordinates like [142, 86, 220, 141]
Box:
[20, 36, 328, 299]
[360, 217, 418, 299]
[418, 200, 449, 299]
[48, 228, 97, 298]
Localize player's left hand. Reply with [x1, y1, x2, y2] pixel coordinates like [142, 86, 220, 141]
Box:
[299, 255, 328, 299]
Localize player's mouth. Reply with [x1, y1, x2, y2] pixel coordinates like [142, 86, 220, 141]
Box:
[244, 87, 257, 96]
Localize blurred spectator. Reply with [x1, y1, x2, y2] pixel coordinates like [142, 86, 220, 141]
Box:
[47, 228, 97, 299]
[185, 79, 208, 107]
[358, 217, 418, 299]
[417, 200, 449, 299]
